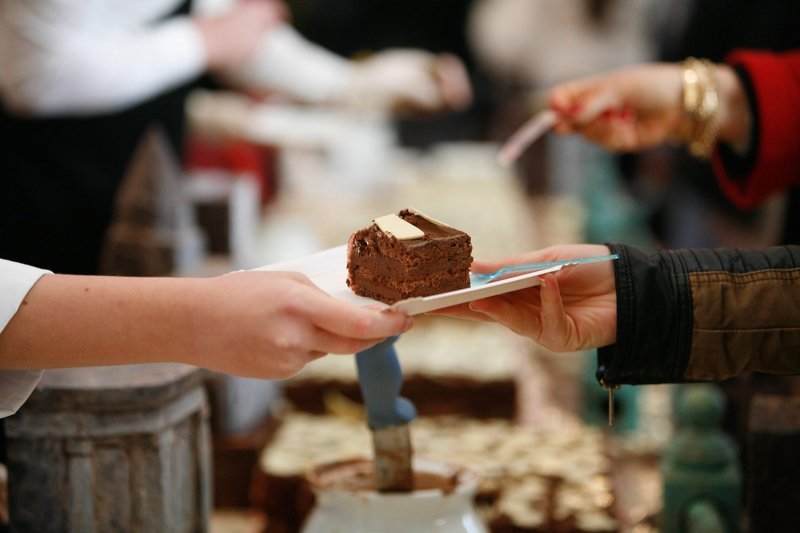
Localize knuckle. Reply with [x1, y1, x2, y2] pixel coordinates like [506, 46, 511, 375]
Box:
[281, 296, 307, 316]
[287, 271, 311, 284]
[351, 315, 376, 337]
[274, 335, 302, 353]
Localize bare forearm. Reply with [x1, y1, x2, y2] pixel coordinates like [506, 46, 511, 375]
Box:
[0, 275, 207, 370]
[0, 270, 412, 379]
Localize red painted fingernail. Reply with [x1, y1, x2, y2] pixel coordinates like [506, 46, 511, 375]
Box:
[621, 108, 634, 122]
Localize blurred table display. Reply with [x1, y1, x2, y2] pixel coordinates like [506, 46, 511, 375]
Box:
[253, 412, 619, 533]
[284, 316, 521, 420]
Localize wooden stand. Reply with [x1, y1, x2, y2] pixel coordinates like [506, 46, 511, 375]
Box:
[5, 364, 211, 532]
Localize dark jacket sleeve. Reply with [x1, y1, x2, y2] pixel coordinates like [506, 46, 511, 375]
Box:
[596, 243, 800, 386]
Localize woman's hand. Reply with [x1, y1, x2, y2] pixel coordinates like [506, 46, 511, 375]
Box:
[194, 271, 413, 379]
[549, 63, 685, 152]
[433, 245, 617, 352]
[547, 62, 750, 153]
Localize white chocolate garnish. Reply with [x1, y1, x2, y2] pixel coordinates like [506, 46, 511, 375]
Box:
[374, 214, 424, 240]
[408, 207, 450, 227]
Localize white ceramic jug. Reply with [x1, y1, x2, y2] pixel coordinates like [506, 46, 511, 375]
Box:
[302, 457, 487, 533]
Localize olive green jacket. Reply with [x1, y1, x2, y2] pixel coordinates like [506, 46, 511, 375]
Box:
[597, 244, 800, 386]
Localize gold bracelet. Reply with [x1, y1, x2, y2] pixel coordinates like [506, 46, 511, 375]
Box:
[680, 57, 720, 159]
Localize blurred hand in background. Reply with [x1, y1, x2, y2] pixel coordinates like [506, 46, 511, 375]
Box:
[345, 50, 472, 116]
[196, 0, 289, 70]
[547, 62, 750, 154]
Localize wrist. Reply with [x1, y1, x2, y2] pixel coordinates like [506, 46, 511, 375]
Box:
[177, 278, 224, 369]
[115, 277, 213, 367]
[194, 18, 223, 69]
[715, 64, 752, 153]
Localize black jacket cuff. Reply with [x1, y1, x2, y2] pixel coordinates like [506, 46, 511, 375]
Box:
[596, 243, 693, 386]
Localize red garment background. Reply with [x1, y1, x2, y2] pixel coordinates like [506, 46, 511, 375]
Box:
[712, 50, 800, 210]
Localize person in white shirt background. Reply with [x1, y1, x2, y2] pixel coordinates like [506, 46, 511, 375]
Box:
[0, 0, 471, 275]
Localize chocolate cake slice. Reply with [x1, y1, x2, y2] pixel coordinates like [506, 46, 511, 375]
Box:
[346, 209, 473, 304]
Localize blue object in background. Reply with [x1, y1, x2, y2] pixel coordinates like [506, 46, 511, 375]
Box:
[355, 336, 417, 430]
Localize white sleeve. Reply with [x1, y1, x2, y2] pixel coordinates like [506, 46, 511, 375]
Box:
[0, 259, 51, 418]
[0, 0, 207, 116]
[222, 24, 353, 104]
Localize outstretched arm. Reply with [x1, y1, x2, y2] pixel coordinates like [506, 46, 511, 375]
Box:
[547, 62, 750, 155]
[0, 269, 411, 380]
[545, 52, 800, 209]
[437, 243, 800, 386]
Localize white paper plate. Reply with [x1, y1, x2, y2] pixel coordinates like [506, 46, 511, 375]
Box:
[254, 245, 561, 316]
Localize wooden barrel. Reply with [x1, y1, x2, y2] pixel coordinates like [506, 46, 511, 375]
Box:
[5, 364, 211, 533]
